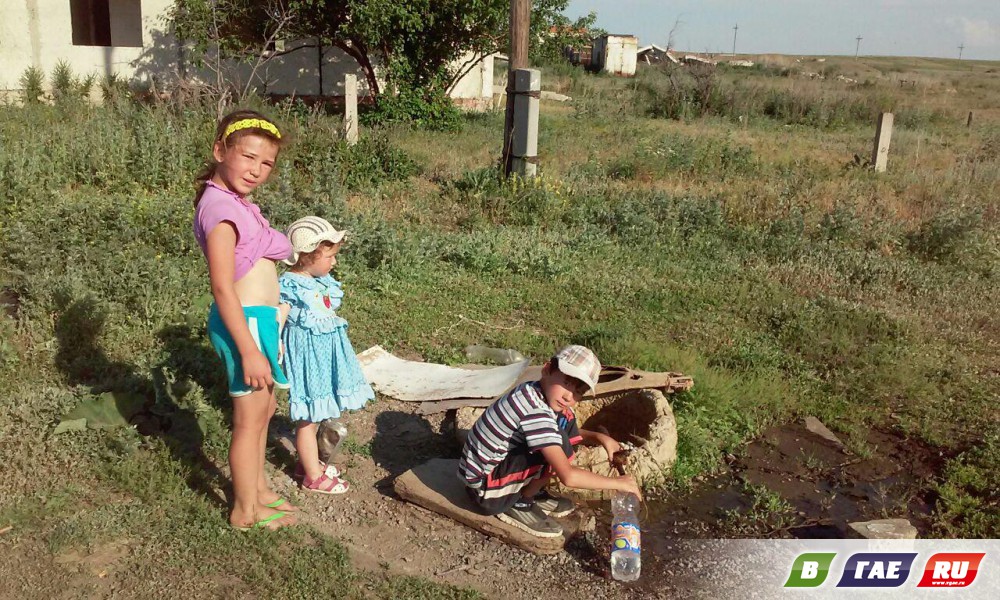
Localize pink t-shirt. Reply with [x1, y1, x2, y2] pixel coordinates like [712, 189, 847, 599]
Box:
[193, 180, 292, 281]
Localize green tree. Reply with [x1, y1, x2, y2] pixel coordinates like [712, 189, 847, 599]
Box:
[169, 1, 590, 125]
[530, 10, 601, 65]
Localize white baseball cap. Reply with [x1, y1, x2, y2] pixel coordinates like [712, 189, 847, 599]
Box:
[284, 216, 347, 265]
[553, 345, 602, 392]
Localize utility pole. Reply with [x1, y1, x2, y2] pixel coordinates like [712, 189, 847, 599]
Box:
[732, 24, 739, 57]
[958, 43, 965, 60]
[502, 0, 531, 176]
[855, 35, 863, 60]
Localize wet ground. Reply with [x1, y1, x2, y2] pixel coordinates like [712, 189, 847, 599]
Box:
[566, 421, 945, 593]
[645, 422, 942, 539]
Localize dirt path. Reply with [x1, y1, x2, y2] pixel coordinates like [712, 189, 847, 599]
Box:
[267, 398, 944, 599]
[270, 398, 655, 600]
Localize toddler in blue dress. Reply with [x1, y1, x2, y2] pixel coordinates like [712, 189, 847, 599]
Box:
[279, 216, 375, 494]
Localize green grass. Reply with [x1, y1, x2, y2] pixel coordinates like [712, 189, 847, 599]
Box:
[722, 483, 798, 537]
[0, 55, 998, 594]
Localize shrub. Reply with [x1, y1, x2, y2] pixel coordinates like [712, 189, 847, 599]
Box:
[50, 61, 95, 104]
[343, 135, 421, 188]
[818, 204, 863, 243]
[363, 86, 461, 132]
[101, 73, 131, 104]
[18, 67, 45, 104]
[443, 169, 572, 228]
[906, 209, 982, 262]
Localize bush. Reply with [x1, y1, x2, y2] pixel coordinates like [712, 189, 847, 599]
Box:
[50, 61, 96, 104]
[906, 209, 982, 262]
[343, 135, 421, 188]
[363, 86, 461, 132]
[18, 67, 45, 104]
[443, 168, 572, 228]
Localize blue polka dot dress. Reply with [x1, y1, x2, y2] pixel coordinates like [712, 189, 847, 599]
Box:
[279, 272, 375, 423]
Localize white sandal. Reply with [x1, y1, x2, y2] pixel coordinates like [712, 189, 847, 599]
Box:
[302, 473, 350, 495]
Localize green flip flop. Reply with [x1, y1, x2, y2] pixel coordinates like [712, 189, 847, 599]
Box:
[264, 498, 289, 509]
[231, 511, 288, 531]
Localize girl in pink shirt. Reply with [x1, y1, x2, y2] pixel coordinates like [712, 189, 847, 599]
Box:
[193, 109, 297, 530]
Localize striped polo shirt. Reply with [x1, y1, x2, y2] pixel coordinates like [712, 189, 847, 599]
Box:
[458, 382, 567, 489]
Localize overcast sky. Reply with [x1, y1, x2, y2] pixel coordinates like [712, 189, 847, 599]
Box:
[566, 1, 1000, 61]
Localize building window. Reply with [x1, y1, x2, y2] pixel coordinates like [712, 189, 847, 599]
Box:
[70, 0, 143, 47]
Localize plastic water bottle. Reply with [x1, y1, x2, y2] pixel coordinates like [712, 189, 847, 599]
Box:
[317, 419, 347, 463]
[464, 344, 526, 365]
[610, 491, 641, 582]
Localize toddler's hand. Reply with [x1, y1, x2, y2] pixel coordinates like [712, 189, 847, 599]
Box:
[243, 350, 273, 389]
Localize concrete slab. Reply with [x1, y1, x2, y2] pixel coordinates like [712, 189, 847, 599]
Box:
[804, 416, 845, 448]
[847, 518, 918, 540]
[393, 458, 569, 555]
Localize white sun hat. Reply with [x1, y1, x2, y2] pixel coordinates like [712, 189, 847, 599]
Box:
[284, 216, 347, 265]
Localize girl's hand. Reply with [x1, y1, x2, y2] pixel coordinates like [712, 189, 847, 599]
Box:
[243, 349, 273, 389]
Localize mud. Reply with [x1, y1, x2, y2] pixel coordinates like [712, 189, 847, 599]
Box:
[641, 422, 942, 541]
[582, 421, 944, 596]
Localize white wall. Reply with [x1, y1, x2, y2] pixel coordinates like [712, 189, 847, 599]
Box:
[600, 35, 638, 76]
[0, 0, 173, 91]
[179, 42, 380, 98]
[0, 0, 492, 103]
[448, 53, 494, 100]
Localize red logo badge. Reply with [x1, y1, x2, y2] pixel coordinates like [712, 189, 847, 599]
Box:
[917, 553, 985, 588]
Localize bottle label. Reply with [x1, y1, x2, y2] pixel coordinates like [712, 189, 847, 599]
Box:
[612, 522, 640, 552]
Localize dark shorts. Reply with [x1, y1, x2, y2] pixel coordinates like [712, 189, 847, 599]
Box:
[467, 424, 580, 516]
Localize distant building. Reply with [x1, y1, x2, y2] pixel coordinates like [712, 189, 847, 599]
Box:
[0, 0, 493, 106]
[592, 34, 638, 76]
[637, 44, 678, 65]
[681, 54, 719, 67]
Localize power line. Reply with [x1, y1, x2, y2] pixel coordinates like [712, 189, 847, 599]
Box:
[855, 35, 863, 60]
[732, 23, 738, 57]
[958, 43, 965, 60]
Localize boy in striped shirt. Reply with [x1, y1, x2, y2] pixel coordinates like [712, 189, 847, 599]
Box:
[458, 345, 642, 537]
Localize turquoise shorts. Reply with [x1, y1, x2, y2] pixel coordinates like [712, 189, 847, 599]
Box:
[207, 304, 290, 397]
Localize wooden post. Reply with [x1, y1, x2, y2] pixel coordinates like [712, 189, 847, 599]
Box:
[510, 68, 540, 178]
[317, 39, 324, 96]
[502, 0, 531, 176]
[967, 111, 973, 128]
[344, 74, 358, 146]
[871, 112, 893, 173]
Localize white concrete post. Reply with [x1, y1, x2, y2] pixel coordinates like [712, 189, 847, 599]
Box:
[344, 74, 359, 146]
[510, 68, 540, 178]
[871, 112, 893, 173]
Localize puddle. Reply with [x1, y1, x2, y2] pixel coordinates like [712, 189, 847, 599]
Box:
[567, 421, 946, 586]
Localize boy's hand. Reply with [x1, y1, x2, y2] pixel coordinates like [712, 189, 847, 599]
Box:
[601, 437, 622, 462]
[618, 475, 643, 500]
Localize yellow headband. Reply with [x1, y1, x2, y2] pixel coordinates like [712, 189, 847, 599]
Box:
[223, 118, 282, 141]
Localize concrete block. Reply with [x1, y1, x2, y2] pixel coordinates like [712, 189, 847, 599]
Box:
[847, 518, 918, 540]
[804, 416, 844, 448]
[393, 458, 569, 555]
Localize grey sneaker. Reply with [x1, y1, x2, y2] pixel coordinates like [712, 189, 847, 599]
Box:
[534, 489, 575, 517]
[497, 503, 564, 538]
